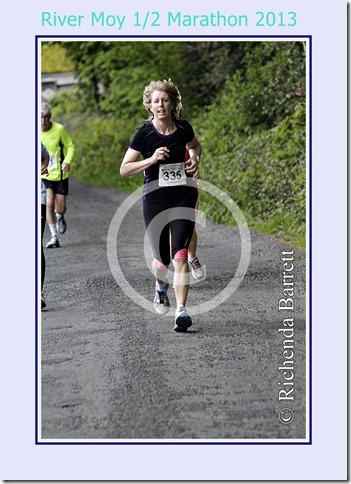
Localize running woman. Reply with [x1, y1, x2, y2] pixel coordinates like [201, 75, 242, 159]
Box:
[120, 79, 202, 332]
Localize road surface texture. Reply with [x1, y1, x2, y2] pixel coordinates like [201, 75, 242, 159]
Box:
[40, 179, 307, 441]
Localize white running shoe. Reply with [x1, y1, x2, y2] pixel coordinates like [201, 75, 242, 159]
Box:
[188, 257, 204, 280]
[153, 283, 170, 315]
[174, 308, 192, 332]
[46, 235, 60, 249]
[56, 214, 67, 234]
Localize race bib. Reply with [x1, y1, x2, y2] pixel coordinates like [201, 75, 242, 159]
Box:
[48, 154, 58, 170]
[159, 162, 187, 187]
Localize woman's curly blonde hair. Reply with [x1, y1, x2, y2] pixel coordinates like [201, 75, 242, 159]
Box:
[143, 79, 183, 120]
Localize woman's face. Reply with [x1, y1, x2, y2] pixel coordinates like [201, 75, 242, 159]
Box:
[150, 90, 174, 121]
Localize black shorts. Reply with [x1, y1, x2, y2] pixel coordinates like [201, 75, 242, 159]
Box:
[42, 178, 69, 195]
[143, 194, 197, 266]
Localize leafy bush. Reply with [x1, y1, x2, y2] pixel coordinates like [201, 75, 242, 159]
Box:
[41, 43, 74, 73]
[71, 116, 144, 190]
[197, 42, 306, 244]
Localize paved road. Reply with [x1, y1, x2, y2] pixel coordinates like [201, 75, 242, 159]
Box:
[40, 179, 307, 441]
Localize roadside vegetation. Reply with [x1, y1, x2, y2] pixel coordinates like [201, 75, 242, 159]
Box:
[42, 41, 306, 248]
[41, 43, 74, 73]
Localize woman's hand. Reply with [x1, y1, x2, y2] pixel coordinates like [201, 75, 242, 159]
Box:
[151, 146, 170, 164]
[185, 157, 200, 179]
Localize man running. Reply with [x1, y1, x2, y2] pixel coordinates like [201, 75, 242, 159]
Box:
[41, 102, 75, 248]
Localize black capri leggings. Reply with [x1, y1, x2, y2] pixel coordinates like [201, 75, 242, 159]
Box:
[143, 195, 197, 267]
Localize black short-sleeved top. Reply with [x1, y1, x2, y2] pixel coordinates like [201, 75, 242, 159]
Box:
[129, 119, 197, 202]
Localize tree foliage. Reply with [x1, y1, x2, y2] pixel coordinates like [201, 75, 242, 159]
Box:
[41, 43, 74, 73]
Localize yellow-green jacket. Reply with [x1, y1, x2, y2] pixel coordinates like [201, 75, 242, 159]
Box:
[41, 121, 75, 181]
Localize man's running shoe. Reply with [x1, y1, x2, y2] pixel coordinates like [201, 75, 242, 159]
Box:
[174, 308, 192, 332]
[153, 283, 170, 314]
[46, 235, 60, 249]
[56, 214, 67, 234]
[188, 257, 204, 280]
